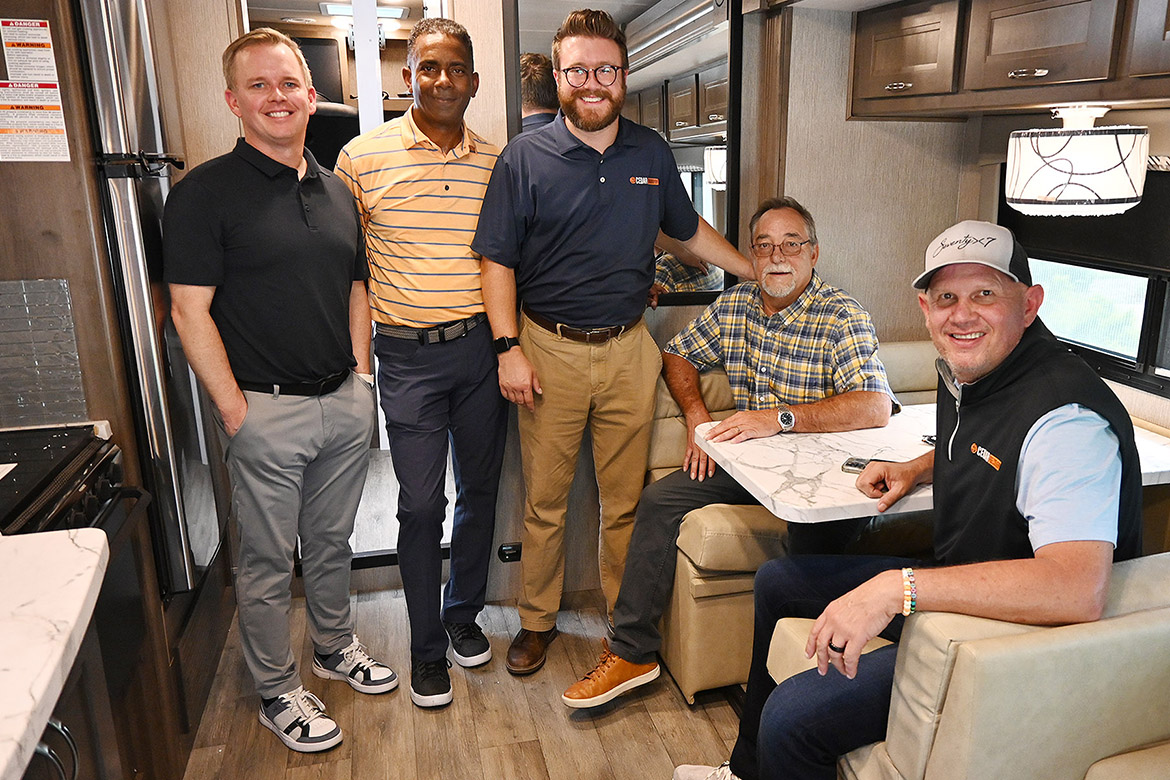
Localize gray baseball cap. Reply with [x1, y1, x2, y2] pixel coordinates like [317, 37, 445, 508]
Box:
[913, 220, 1032, 290]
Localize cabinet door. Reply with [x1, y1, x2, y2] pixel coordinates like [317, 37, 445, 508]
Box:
[963, 0, 1121, 90]
[698, 62, 729, 124]
[1127, 0, 1170, 76]
[640, 85, 664, 134]
[621, 91, 641, 123]
[853, 0, 961, 99]
[667, 75, 698, 134]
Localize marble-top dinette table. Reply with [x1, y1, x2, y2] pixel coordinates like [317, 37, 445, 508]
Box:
[695, 403, 1170, 524]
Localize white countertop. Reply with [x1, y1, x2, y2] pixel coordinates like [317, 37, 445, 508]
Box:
[696, 404, 1170, 523]
[0, 528, 109, 780]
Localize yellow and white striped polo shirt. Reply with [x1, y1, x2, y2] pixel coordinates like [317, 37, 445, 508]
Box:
[335, 109, 500, 327]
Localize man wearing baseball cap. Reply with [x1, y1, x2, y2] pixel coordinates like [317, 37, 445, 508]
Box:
[675, 220, 1143, 780]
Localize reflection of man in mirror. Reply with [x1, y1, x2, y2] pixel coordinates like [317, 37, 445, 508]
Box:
[654, 246, 724, 294]
[335, 18, 506, 710]
[563, 196, 900, 711]
[473, 9, 754, 678]
[519, 52, 558, 134]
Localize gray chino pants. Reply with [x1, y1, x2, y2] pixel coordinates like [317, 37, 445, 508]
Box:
[222, 372, 376, 698]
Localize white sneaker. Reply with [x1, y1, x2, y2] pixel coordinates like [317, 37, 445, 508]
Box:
[312, 634, 398, 694]
[258, 686, 342, 753]
[672, 762, 741, 780]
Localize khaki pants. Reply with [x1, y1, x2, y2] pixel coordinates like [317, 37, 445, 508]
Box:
[516, 312, 662, 631]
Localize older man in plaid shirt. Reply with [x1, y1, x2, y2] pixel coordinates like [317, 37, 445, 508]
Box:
[561, 196, 899, 710]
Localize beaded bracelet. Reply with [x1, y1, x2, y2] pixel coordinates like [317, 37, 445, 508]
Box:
[901, 567, 917, 616]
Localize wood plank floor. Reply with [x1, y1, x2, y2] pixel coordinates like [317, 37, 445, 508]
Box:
[181, 591, 739, 780]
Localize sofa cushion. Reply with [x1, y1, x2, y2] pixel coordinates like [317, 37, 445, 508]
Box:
[647, 409, 735, 476]
[879, 341, 938, 401]
[675, 503, 787, 573]
[767, 617, 893, 684]
[1085, 739, 1170, 780]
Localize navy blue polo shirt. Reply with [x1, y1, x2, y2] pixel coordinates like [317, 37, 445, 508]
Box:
[163, 139, 367, 385]
[471, 114, 699, 328]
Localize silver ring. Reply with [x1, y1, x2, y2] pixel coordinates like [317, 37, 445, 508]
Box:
[827, 641, 845, 654]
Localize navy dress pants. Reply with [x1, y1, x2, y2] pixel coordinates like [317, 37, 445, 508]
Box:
[374, 324, 507, 661]
[728, 554, 920, 780]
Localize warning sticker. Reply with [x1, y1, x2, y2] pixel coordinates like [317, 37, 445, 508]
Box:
[0, 21, 68, 161]
[0, 80, 68, 161]
[1, 19, 58, 81]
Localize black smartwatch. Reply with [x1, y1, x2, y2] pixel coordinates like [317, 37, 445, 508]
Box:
[493, 336, 521, 354]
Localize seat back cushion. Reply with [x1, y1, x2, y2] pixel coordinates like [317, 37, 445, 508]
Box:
[879, 342, 938, 402]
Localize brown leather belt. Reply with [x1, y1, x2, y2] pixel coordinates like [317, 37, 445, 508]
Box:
[522, 305, 641, 344]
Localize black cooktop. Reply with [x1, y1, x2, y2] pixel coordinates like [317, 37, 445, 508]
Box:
[0, 426, 101, 528]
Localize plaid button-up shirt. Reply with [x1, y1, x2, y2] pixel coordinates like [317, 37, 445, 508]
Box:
[665, 273, 897, 412]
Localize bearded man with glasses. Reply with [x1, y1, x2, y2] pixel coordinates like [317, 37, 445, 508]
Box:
[473, 8, 753, 678]
[560, 196, 900, 709]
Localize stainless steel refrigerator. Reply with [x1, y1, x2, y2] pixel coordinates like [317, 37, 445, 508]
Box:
[75, 0, 229, 596]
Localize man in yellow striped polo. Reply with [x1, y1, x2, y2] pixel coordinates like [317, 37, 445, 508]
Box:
[335, 17, 503, 709]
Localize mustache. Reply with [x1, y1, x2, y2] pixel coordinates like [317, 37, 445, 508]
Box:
[763, 263, 794, 274]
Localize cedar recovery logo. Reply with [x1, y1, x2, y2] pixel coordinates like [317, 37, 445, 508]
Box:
[629, 176, 659, 185]
[970, 442, 1002, 471]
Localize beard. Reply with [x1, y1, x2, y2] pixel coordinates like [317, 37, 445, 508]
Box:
[559, 86, 625, 132]
[760, 263, 798, 300]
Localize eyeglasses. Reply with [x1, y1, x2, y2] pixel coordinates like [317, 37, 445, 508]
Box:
[750, 239, 811, 258]
[561, 65, 624, 88]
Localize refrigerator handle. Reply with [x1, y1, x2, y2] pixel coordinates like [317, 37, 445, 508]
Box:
[101, 151, 186, 178]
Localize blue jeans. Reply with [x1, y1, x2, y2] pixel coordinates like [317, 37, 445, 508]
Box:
[729, 554, 921, 780]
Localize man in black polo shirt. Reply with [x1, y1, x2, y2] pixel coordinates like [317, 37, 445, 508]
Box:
[472, 9, 754, 677]
[163, 28, 394, 754]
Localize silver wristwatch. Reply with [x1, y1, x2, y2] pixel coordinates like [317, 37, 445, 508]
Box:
[776, 404, 796, 432]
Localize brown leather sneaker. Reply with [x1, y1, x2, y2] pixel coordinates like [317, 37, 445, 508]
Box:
[506, 627, 559, 675]
[561, 642, 660, 708]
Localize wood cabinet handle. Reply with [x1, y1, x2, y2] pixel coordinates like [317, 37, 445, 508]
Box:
[675, 120, 688, 126]
[708, 114, 723, 121]
[884, 82, 913, 91]
[1007, 68, 1050, 79]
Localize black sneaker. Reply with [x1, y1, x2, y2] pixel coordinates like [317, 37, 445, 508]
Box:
[444, 620, 492, 667]
[410, 656, 453, 708]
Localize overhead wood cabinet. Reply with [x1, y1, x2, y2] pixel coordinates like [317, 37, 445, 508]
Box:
[962, 0, 1122, 90]
[640, 84, 665, 135]
[622, 90, 641, 123]
[1127, 0, 1170, 77]
[852, 0, 961, 99]
[668, 74, 699, 135]
[698, 61, 730, 124]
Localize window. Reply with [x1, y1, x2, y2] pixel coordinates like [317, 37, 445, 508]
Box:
[1029, 258, 1147, 364]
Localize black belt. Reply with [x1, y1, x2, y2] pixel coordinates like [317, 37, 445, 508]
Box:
[238, 370, 349, 397]
[376, 312, 486, 345]
[522, 306, 641, 344]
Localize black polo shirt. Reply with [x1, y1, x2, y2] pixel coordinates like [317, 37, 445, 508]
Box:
[163, 139, 367, 385]
[471, 114, 699, 328]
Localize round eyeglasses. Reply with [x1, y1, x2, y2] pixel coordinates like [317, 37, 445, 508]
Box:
[561, 65, 624, 88]
[750, 239, 812, 258]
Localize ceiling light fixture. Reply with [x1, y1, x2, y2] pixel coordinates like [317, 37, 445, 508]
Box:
[281, 16, 317, 24]
[1005, 105, 1149, 217]
[319, 3, 408, 19]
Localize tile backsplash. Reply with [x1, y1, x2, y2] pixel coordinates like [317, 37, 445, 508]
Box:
[0, 279, 87, 427]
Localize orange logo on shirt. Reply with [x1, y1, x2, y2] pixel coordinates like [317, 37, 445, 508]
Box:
[970, 442, 1002, 471]
[629, 176, 659, 185]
